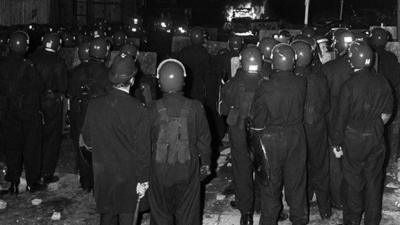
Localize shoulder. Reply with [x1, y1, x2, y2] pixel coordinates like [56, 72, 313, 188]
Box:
[190, 99, 205, 111]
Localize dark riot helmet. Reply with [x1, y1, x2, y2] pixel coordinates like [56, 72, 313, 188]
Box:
[370, 27, 390, 48]
[271, 43, 296, 71]
[9, 31, 30, 53]
[78, 42, 90, 62]
[190, 27, 204, 45]
[348, 41, 374, 70]
[332, 28, 355, 54]
[258, 37, 279, 60]
[240, 46, 263, 73]
[42, 32, 61, 52]
[229, 35, 244, 52]
[157, 59, 187, 93]
[89, 37, 109, 59]
[291, 40, 313, 67]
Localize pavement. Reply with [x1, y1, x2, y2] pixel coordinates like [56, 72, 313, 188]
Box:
[1, 136, 400, 224]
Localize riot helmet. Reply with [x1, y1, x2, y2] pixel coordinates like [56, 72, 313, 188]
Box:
[291, 40, 313, 67]
[240, 46, 262, 73]
[348, 41, 374, 70]
[157, 59, 186, 93]
[271, 43, 296, 71]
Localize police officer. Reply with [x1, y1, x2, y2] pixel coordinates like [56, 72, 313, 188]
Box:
[148, 59, 212, 225]
[292, 40, 331, 219]
[221, 46, 266, 225]
[112, 31, 127, 51]
[258, 37, 279, 78]
[321, 28, 355, 209]
[0, 31, 45, 193]
[29, 32, 68, 184]
[61, 31, 76, 48]
[251, 43, 308, 225]
[68, 41, 100, 192]
[331, 41, 393, 225]
[86, 37, 111, 93]
[81, 54, 150, 225]
[0, 31, 8, 60]
[370, 28, 400, 174]
[177, 27, 211, 104]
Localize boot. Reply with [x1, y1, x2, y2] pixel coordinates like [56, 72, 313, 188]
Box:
[8, 182, 19, 195]
[240, 212, 253, 225]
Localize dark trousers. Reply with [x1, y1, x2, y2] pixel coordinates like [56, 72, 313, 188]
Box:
[259, 126, 308, 225]
[41, 102, 63, 177]
[3, 113, 42, 185]
[305, 120, 331, 216]
[70, 111, 93, 188]
[342, 126, 385, 225]
[149, 170, 201, 225]
[100, 213, 134, 225]
[328, 110, 344, 208]
[229, 125, 254, 213]
[388, 120, 400, 162]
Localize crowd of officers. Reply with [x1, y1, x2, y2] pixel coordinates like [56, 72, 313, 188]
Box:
[0, 16, 399, 225]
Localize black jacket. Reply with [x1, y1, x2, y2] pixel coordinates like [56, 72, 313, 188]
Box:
[82, 88, 151, 213]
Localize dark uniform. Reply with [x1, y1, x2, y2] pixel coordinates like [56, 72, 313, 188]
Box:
[295, 66, 331, 216]
[177, 44, 211, 104]
[221, 69, 264, 215]
[261, 61, 273, 79]
[252, 70, 308, 225]
[148, 93, 211, 225]
[331, 69, 393, 225]
[321, 54, 353, 208]
[81, 88, 151, 221]
[0, 53, 43, 187]
[68, 59, 109, 189]
[29, 49, 68, 180]
[375, 46, 400, 166]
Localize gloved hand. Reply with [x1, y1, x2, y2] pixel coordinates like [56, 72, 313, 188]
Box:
[136, 182, 149, 199]
[200, 164, 211, 180]
[332, 145, 343, 159]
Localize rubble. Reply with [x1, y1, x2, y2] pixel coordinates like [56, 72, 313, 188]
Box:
[0, 199, 7, 209]
[31, 198, 42, 206]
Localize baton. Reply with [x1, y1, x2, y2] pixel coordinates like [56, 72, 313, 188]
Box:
[132, 196, 141, 225]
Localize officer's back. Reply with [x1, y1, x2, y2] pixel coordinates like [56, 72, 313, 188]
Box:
[256, 70, 306, 127]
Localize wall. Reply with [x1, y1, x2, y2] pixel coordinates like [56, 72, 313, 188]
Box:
[0, 0, 51, 25]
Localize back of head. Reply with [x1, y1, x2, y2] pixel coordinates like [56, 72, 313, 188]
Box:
[42, 32, 61, 52]
[190, 27, 204, 45]
[109, 54, 138, 85]
[78, 42, 90, 62]
[348, 41, 374, 70]
[291, 40, 313, 67]
[9, 31, 29, 54]
[90, 37, 109, 59]
[333, 28, 354, 54]
[157, 59, 186, 93]
[229, 35, 244, 52]
[240, 46, 262, 73]
[271, 43, 296, 71]
[371, 28, 389, 48]
[258, 37, 279, 60]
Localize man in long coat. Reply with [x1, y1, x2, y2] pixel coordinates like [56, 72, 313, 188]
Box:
[81, 54, 150, 225]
